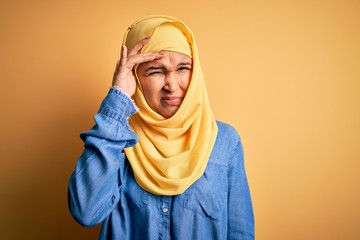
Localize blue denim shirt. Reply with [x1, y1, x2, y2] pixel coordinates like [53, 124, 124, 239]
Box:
[68, 88, 254, 239]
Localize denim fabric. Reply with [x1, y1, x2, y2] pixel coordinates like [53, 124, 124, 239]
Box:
[68, 88, 254, 239]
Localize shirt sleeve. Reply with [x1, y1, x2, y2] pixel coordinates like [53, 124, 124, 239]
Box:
[67, 87, 138, 227]
[228, 135, 255, 239]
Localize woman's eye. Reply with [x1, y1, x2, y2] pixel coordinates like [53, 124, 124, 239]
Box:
[178, 67, 191, 72]
[148, 71, 163, 76]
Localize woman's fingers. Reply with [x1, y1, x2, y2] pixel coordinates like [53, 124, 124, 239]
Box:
[112, 37, 163, 96]
[126, 52, 163, 67]
[120, 45, 127, 67]
[119, 37, 161, 71]
[128, 36, 151, 57]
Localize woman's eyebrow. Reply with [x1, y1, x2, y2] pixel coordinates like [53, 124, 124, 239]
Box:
[178, 62, 192, 67]
[145, 65, 164, 72]
[144, 61, 192, 72]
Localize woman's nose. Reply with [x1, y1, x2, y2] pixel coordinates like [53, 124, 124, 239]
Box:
[163, 73, 178, 92]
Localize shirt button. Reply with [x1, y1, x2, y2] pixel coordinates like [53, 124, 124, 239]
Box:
[162, 207, 169, 213]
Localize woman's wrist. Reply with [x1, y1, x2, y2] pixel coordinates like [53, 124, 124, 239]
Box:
[110, 86, 139, 113]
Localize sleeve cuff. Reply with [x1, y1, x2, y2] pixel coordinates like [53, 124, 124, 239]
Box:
[97, 87, 139, 121]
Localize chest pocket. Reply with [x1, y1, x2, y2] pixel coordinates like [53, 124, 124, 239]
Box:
[183, 161, 228, 221]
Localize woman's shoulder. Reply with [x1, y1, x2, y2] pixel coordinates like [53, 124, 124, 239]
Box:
[212, 120, 242, 156]
[215, 120, 241, 140]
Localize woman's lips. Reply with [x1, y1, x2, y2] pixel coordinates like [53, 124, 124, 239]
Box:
[161, 97, 183, 106]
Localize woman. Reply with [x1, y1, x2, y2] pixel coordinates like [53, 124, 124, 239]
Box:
[68, 15, 254, 239]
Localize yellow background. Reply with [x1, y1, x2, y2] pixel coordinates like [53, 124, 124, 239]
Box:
[1, 0, 359, 239]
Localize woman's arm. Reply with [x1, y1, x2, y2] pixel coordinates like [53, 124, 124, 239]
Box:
[68, 88, 138, 226]
[68, 36, 163, 227]
[228, 135, 255, 239]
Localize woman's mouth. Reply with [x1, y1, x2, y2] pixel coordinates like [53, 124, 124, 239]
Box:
[161, 97, 183, 106]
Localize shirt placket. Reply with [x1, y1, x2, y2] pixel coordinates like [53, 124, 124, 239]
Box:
[159, 196, 171, 240]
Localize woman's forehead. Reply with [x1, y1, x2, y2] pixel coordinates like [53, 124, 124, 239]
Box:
[141, 51, 192, 68]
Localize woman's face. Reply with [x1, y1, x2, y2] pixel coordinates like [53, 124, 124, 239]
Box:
[137, 51, 192, 118]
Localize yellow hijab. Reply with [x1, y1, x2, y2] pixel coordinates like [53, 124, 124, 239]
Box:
[123, 15, 218, 195]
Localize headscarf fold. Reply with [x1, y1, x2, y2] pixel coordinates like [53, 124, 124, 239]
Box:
[123, 15, 218, 195]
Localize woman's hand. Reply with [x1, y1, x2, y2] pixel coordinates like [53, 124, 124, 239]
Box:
[112, 37, 163, 97]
